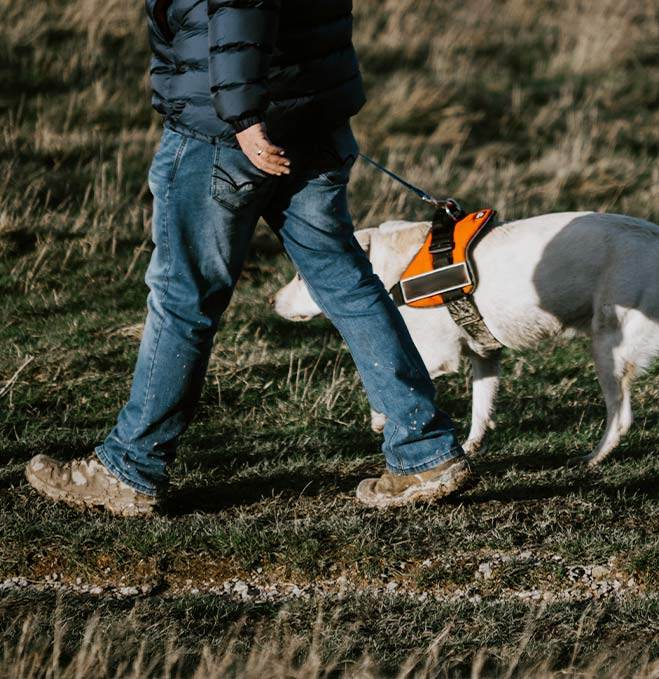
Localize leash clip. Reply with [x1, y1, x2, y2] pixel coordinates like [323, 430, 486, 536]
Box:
[442, 198, 465, 221]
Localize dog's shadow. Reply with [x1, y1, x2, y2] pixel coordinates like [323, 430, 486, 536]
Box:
[459, 429, 659, 505]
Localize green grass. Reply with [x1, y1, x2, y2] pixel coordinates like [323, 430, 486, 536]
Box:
[1, 0, 658, 675]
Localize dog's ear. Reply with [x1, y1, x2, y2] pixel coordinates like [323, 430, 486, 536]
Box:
[354, 228, 376, 257]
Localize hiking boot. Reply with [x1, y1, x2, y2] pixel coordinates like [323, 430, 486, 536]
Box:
[25, 454, 159, 517]
[356, 456, 476, 509]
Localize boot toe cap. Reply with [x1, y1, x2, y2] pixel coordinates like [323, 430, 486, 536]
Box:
[355, 478, 379, 505]
[27, 454, 49, 474]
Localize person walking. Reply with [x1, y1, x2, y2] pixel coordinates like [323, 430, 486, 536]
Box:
[25, 0, 474, 514]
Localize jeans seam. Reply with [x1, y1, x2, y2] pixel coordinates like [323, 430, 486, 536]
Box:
[383, 422, 401, 468]
[95, 445, 158, 496]
[169, 134, 188, 183]
[134, 134, 187, 440]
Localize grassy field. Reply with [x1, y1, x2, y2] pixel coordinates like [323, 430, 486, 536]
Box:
[1, 0, 658, 675]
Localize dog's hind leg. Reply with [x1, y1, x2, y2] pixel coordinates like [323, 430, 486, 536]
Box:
[463, 351, 502, 456]
[578, 308, 635, 467]
[370, 409, 386, 433]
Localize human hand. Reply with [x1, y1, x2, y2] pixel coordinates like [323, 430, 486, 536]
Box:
[235, 122, 291, 176]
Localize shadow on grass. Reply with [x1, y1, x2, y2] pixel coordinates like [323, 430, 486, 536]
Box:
[441, 416, 659, 506]
[253, 314, 339, 349]
[167, 434, 659, 515]
[495, 397, 602, 436]
[478, 406, 658, 475]
[466, 470, 659, 505]
[166, 459, 659, 515]
[165, 465, 376, 515]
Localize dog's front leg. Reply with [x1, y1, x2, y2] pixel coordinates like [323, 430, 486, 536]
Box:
[463, 351, 502, 456]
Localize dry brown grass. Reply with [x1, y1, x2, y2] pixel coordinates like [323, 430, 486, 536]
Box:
[3, 611, 659, 679]
[350, 0, 658, 225]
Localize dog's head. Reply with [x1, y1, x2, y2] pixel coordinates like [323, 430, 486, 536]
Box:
[273, 271, 322, 321]
[273, 222, 429, 321]
[273, 228, 376, 321]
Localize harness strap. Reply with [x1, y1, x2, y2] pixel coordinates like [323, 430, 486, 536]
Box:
[388, 202, 503, 354]
[445, 298, 503, 353]
[428, 199, 464, 268]
[389, 281, 501, 353]
[432, 203, 502, 351]
[388, 200, 463, 307]
[389, 281, 405, 307]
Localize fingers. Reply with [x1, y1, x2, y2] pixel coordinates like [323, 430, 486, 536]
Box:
[251, 137, 290, 175]
[235, 122, 291, 176]
[251, 148, 290, 176]
[259, 137, 286, 158]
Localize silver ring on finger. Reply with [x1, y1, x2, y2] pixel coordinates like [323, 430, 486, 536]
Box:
[256, 148, 263, 156]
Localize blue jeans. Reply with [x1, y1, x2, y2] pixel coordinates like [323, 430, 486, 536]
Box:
[96, 124, 462, 495]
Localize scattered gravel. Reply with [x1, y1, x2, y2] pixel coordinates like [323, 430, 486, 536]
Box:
[0, 552, 643, 605]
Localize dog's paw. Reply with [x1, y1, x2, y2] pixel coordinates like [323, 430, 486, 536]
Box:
[462, 439, 487, 457]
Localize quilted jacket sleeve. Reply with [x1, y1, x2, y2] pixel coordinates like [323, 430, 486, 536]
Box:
[207, 0, 281, 131]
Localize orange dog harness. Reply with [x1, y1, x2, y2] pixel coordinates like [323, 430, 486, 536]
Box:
[389, 202, 502, 352]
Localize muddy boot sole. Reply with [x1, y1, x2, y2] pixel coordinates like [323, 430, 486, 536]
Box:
[25, 464, 157, 518]
[356, 461, 478, 509]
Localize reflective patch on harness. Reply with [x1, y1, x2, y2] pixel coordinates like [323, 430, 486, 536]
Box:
[400, 262, 471, 304]
[400, 208, 495, 308]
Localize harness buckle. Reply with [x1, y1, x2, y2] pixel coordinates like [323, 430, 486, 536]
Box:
[427, 244, 453, 255]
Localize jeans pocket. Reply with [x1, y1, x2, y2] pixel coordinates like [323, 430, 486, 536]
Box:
[315, 124, 360, 187]
[148, 129, 188, 195]
[211, 144, 270, 211]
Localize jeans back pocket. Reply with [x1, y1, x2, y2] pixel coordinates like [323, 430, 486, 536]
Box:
[211, 144, 271, 211]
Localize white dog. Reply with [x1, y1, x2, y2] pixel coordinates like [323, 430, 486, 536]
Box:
[274, 212, 659, 466]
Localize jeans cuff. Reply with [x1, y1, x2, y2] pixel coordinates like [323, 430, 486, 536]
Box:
[386, 445, 464, 476]
[94, 445, 159, 497]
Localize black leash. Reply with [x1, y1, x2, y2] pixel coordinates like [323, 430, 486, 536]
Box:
[359, 153, 465, 222]
[358, 153, 442, 207]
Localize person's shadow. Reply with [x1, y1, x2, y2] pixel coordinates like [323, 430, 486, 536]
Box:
[164, 464, 375, 515]
[164, 410, 659, 515]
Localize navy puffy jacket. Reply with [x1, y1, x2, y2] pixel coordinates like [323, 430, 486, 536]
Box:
[146, 0, 366, 142]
